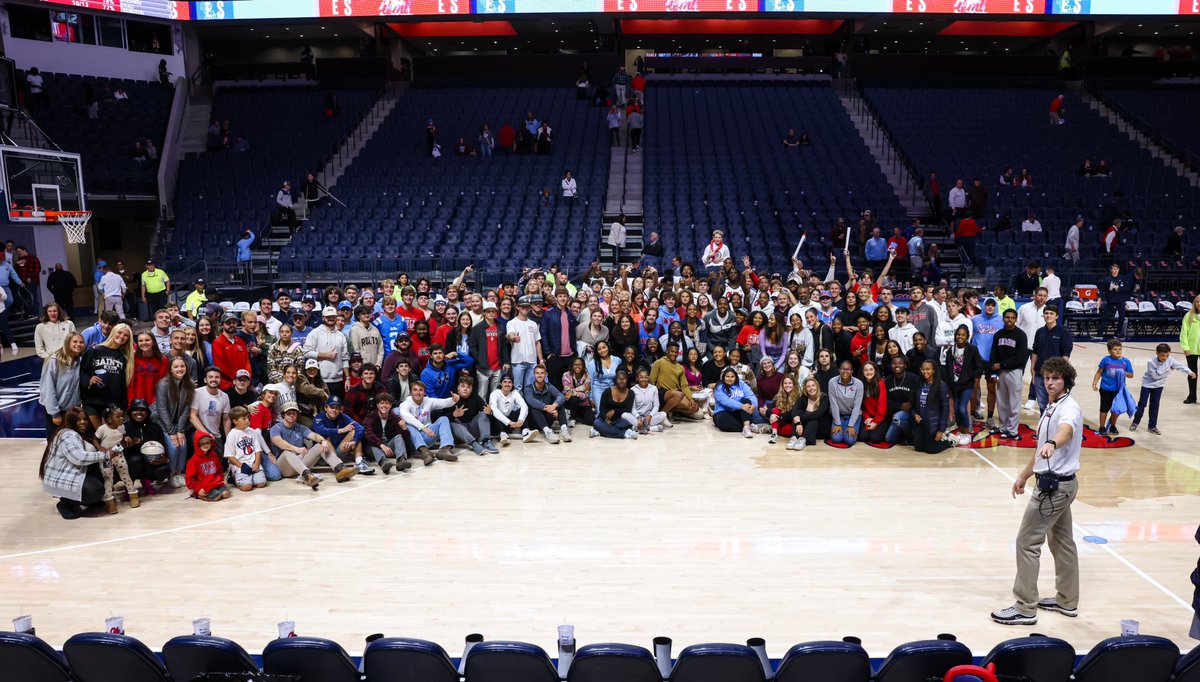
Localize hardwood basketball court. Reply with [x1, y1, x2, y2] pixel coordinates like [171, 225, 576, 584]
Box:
[1, 342, 1197, 659]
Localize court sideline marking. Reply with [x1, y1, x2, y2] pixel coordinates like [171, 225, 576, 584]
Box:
[0, 472, 400, 560]
[968, 446, 1193, 612]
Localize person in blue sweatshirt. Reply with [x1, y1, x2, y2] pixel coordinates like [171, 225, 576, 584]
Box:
[971, 297, 1004, 430]
[713, 367, 766, 437]
[311, 395, 375, 475]
[235, 229, 256, 264]
[420, 344, 461, 399]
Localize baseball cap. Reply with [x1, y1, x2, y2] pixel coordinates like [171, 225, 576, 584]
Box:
[235, 369, 251, 379]
[349, 352, 363, 362]
[819, 290, 832, 299]
[302, 295, 316, 303]
[517, 295, 532, 307]
[434, 295, 448, 305]
[292, 310, 307, 318]
[326, 395, 342, 407]
[338, 300, 353, 310]
[195, 278, 205, 285]
[97, 260, 107, 268]
[281, 401, 300, 413]
[321, 305, 338, 317]
[262, 383, 282, 394]
[145, 259, 154, 265]
[482, 301, 497, 311]
[304, 358, 319, 369]
[128, 398, 150, 412]
[221, 312, 239, 323]
[395, 332, 411, 342]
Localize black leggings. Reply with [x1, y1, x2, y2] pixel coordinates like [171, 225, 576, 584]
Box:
[125, 453, 170, 482]
[798, 417, 830, 445]
[1188, 354, 1198, 401]
[912, 422, 950, 454]
[714, 410, 750, 432]
[861, 418, 889, 444]
[564, 397, 594, 426]
[79, 464, 106, 505]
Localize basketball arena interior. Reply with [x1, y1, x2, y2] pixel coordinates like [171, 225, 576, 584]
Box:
[0, 0, 1199, 680]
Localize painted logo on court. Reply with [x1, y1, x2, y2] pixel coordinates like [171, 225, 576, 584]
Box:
[821, 423, 1134, 449]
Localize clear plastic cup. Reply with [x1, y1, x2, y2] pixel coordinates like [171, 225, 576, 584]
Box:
[193, 618, 211, 636]
[277, 620, 296, 638]
[1120, 619, 1139, 636]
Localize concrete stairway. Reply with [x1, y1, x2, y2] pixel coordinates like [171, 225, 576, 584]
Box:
[835, 84, 926, 218]
[1081, 89, 1200, 189]
[322, 82, 408, 190]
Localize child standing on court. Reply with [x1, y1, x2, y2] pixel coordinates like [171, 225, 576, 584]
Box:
[93, 405, 139, 511]
[224, 406, 270, 491]
[1092, 339, 1134, 436]
[1131, 343, 1196, 435]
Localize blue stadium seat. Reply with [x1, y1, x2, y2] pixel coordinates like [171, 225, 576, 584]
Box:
[63, 632, 170, 682]
[1071, 635, 1179, 682]
[262, 636, 359, 682]
[463, 640, 559, 682]
[362, 637, 458, 682]
[980, 635, 1074, 682]
[162, 634, 259, 681]
[0, 631, 74, 682]
[566, 643, 660, 682]
[874, 639, 973, 682]
[669, 643, 767, 682]
[1174, 643, 1200, 682]
[774, 640, 871, 682]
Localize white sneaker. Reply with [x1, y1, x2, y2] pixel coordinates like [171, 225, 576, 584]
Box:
[649, 424, 664, 433]
[957, 433, 972, 446]
[171, 474, 184, 488]
[662, 416, 674, 428]
[589, 428, 599, 438]
[521, 428, 535, 443]
[787, 436, 798, 450]
[499, 432, 510, 446]
[795, 438, 806, 451]
[10, 343, 17, 354]
[568, 419, 576, 428]
[544, 427, 560, 444]
[559, 424, 573, 442]
[756, 424, 773, 434]
[623, 429, 638, 439]
[742, 424, 754, 438]
[1023, 399, 1038, 412]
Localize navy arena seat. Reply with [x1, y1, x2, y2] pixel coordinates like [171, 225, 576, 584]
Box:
[670, 643, 767, 682]
[1072, 635, 1179, 682]
[874, 639, 973, 682]
[566, 643, 661, 682]
[774, 640, 871, 682]
[262, 635, 359, 682]
[63, 632, 170, 682]
[980, 635, 1075, 682]
[362, 637, 458, 682]
[1173, 642, 1200, 682]
[0, 631, 74, 682]
[462, 640, 559, 682]
[163, 634, 259, 681]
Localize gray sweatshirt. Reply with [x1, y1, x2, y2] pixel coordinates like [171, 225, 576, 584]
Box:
[39, 357, 80, 416]
[1141, 356, 1191, 389]
[827, 376, 864, 425]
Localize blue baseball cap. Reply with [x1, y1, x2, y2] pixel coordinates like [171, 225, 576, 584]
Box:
[326, 395, 342, 407]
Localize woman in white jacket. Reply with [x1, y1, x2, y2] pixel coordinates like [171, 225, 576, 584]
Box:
[488, 375, 528, 446]
[35, 303, 76, 359]
[607, 214, 627, 269]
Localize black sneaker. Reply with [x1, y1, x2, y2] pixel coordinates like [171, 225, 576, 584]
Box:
[1108, 424, 1119, 435]
[381, 458, 394, 475]
[991, 606, 1037, 625]
[1129, 421, 1139, 432]
[1148, 427, 1162, 435]
[1185, 397, 1197, 404]
[1036, 598, 1078, 618]
[56, 498, 80, 520]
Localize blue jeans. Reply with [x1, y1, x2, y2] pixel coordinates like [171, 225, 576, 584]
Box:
[831, 416, 862, 445]
[407, 416, 453, 449]
[953, 387, 974, 430]
[512, 362, 535, 393]
[369, 434, 410, 462]
[885, 410, 911, 444]
[1033, 374, 1049, 412]
[261, 451, 283, 481]
[593, 417, 632, 439]
[164, 434, 189, 475]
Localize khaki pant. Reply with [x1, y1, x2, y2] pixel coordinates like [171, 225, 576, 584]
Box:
[1012, 478, 1078, 615]
[996, 369, 1023, 434]
[275, 443, 342, 478]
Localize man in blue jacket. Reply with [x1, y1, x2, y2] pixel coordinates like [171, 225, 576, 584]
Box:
[311, 395, 375, 475]
[539, 287, 577, 389]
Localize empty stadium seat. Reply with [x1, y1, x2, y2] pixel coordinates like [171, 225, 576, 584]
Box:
[162, 634, 259, 681]
[63, 632, 171, 682]
[0, 631, 74, 682]
[669, 643, 767, 682]
[362, 637, 459, 682]
[1173, 643, 1200, 682]
[980, 635, 1075, 682]
[1071, 635, 1179, 682]
[774, 640, 871, 682]
[262, 635, 360, 682]
[873, 639, 973, 682]
[566, 643, 661, 682]
[463, 640, 559, 682]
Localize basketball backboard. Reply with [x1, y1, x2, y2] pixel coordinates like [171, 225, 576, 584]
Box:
[2, 147, 85, 221]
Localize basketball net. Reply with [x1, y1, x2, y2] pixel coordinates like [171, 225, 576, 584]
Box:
[54, 211, 91, 244]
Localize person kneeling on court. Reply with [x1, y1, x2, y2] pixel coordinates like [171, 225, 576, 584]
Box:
[713, 367, 766, 438]
[398, 380, 459, 464]
[992, 357, 1083, 626]
[224, 406, 271, 492]
[312, 395, 376, 476]
[186, 431, 231, 501]
[362, 393, 412, 473]
[269, 402, 358, 487]
[829, 361, 864, 446]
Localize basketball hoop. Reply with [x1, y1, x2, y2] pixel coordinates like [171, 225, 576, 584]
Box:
[51, 211, 91, 245]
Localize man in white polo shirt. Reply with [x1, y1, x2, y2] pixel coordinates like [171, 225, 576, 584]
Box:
[992, 356, 1083, 626]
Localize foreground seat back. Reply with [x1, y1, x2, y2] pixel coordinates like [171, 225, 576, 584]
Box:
[463, 640, 559, 682]
[163, 635, 258, 682]
[775, 640, 871, 682]
[262, 636, 359, 682]
[874, 639, 972, 682]
[670, 643, 767, 682]
[1073, 635, 1178, 682]
[567, 643, 661, 682]
[63, 632, 169, 682]
[0, 631, 74, 682]
[363, 637, 459, 682]
[981, 636, 1075, 682]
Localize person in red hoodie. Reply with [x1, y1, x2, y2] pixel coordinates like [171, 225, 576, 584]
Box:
[849, 317, 873, 368]
[496, 122, 516, 153]
[211, 311, 250, 390]
[128, 332, 168, 406]
[858, 361, 889, 443]
[955, 211, 982, 270]
[185, 430, 230, 501]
